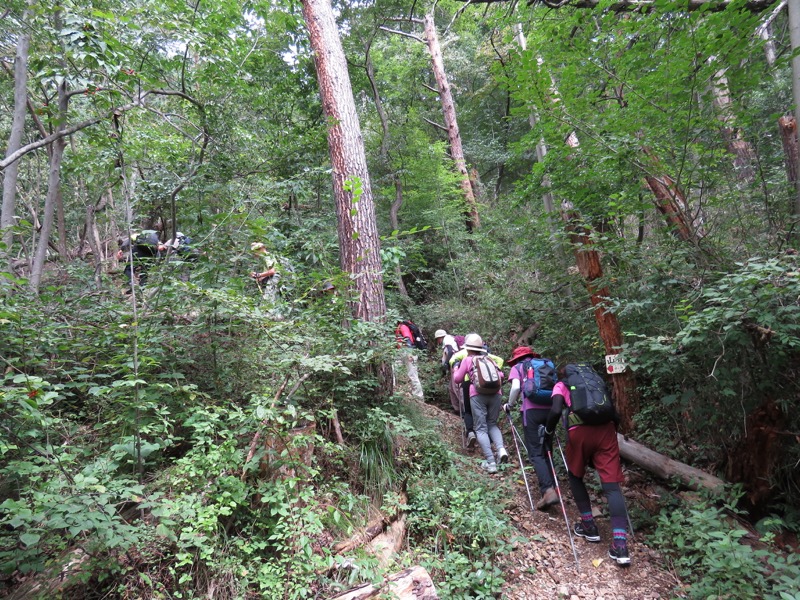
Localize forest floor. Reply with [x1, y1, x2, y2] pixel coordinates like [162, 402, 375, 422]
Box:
[415, 388, 684, 600]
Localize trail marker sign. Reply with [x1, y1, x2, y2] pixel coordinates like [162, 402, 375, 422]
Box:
[605, 354, 627, 374]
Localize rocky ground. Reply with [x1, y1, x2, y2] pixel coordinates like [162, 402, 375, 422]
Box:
[416, 394, 684, 600]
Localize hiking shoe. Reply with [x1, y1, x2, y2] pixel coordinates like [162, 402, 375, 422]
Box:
[609, 542, 631, 566]
[535, 487, 559, 510]
[481, 461, 498, 474]
[574, 521, 601, 542]
[466, 431, 477, 449]
[497, 448, 509, 465]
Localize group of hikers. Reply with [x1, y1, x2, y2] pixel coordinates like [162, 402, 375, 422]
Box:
[117, 229, 198, 290]
[395, 321, 632, 568]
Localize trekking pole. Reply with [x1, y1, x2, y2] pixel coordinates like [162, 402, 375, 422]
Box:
[546, 440, 580, 571]
[504, 410, 535, 513]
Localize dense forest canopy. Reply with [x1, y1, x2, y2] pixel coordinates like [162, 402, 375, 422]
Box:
[1, 0, 799, 597]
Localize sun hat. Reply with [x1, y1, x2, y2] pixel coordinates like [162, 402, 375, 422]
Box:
[434, 329, 447, 340]
[463, 333, 486, 353]
[507, 346, 541, 366]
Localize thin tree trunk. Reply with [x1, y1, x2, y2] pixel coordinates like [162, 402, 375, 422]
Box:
[29, 79, 68, 293]
[708, 58, 755, 181]
[564, 213, 638, 433]
[787, 0, 800, 225]
[779, 115, 798, 187]
[1, 17, 30, 273]
[301, 0, 387, 324]
[422, 14, 480, 231]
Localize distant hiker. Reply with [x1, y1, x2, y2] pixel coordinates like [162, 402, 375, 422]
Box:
[395, 320, 425, 399]
[434, 329, 463, 414]
[164, 232, 199, 262]
[541, 363, 631, 566]
[250, 242, 294, 307]
[503, 346, 559, 510]
[450, 340, 502, 450]
[163, 231, 200, 281]
[117, 229, 165, 290]
[452, 333, 508, 473]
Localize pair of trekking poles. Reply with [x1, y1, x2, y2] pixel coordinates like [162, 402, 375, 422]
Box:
[504, 410, 581, 570]
[503, 410, 635, 570]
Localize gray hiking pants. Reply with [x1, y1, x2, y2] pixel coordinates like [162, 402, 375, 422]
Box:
[470, 392, 505, 464]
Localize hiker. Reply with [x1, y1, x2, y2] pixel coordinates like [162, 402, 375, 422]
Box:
[250, 242, 294, 307]
[541, 364, 631, 566]
[449, 339, 502, 449]
[395, 320, 425, 399]
[503, 346, 559, 510]
[117, 229, 165, 290]
[434, 329, 463, 413]
[163, 232, 199, 262]
[452, 333, 508, 473]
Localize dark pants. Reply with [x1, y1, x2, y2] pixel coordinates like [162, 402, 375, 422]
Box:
[461, 380, 473, 432]
[522, 408, 555, 494]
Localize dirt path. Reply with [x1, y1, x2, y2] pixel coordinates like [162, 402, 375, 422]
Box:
[417, 397, 681, 599]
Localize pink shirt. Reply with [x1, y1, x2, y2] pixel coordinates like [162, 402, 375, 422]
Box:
[453, 354, 504, 397]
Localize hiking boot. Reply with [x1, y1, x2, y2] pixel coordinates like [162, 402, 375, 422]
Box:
[497, 448, 509, 465]
[481, 461, 498, 474]
[466, 431, 477, 449]
[535, 487, 559, 510]
[574, 520, 601, 542]
[609, 541, 631, 566]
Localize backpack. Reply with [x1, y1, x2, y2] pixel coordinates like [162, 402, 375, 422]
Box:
[470, 355, 502, 395]
[521, 357, 558, 406]
[564, 363, 615, 426]
[453, 335, 466, 349]
[131, 230, 161, 258]
[401, 320, 428, 350]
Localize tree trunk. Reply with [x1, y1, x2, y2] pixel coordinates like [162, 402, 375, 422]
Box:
[302, 0, 387, 323]
[423, 14, 480, 232]
[724, 398, 786, 509]
[779, 115, 798, 187]
[617, 434, 725, 495]
[1, 18, 30, 273]
[564, 214, 638, 433]
[328, 565, 439, 600]
[29, 79, 68, 293]
[708, 59, 755, 181]
[641, 147, 705, 244]
[787, 0, 800, 225]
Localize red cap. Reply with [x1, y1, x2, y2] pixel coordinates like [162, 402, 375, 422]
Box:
[507, 346, 541, 366]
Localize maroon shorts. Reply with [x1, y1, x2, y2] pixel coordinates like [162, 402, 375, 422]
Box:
[565, 421, 624, 483]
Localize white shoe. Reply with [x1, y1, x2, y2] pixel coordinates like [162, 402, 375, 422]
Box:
[481, 461, 498, 474]
[497, 448, 509, 464]
[466, 431, 477, 448]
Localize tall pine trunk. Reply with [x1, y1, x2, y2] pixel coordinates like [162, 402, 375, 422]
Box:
[302, 0, 386, 324]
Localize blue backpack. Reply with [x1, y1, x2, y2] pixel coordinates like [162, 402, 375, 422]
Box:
[520, 357, 558, 408]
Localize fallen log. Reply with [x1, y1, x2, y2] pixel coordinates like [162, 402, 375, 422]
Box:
[333, 516, 386, 555]
[617, 433, 726, 495]
[368, 515, 406, 569]
[327, 565, 438, 600]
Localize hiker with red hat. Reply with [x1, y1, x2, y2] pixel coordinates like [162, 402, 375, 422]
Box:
[503, 346, 560, 510]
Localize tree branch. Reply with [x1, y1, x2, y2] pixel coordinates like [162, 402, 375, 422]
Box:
[379, 26, 425, 43]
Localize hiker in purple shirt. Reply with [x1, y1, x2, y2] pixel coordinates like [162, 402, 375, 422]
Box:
[452, 334, 508, 474]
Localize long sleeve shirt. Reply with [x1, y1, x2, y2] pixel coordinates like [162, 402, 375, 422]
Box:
[453, 354, 504, 397]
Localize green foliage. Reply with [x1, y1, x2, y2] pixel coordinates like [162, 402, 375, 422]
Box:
[654, 492, 800, 600]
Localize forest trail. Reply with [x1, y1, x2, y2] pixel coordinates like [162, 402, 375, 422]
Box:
[416, 397, 681, 599]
